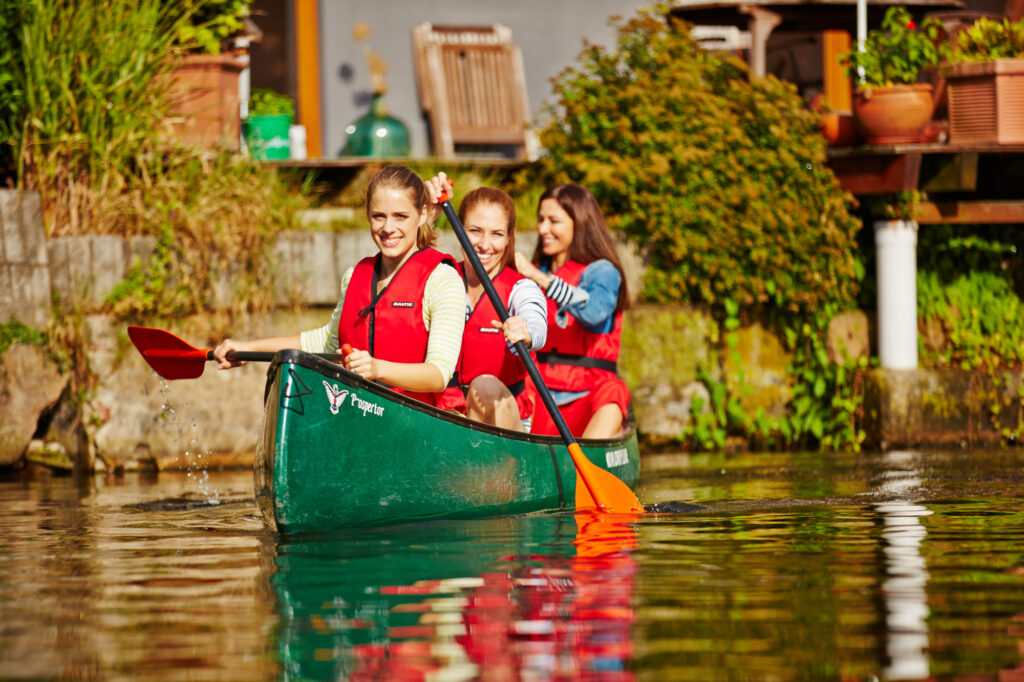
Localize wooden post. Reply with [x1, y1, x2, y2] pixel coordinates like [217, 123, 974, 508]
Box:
[823, 30, 852, 112]
[293, 0, 323, 158]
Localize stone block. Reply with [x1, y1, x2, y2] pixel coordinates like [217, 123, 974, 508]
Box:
[828, 309, 870, 363]
[273, 231, 341, 306]
[723, 322, 793, 420]
[47, 237, 91, 309]
[333, 230, 377, 280]
[0, 191, 50, 328]
[633, 380, 711, 443]
[0, 343, 68, 466]
[861, 368, 1024, 450]
[0, 191, 45, 265]
[89, 235, 128, 306]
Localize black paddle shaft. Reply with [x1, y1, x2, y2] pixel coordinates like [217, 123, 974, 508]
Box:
[205, 351, 343, 363]
[440, 199, 578, 447]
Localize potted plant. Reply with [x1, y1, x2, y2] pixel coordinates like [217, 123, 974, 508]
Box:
[243, 88, 295, 160]
[942, 17, 1024, 144]
[842, 7, 950, 144]
[166, 0, 255, 151]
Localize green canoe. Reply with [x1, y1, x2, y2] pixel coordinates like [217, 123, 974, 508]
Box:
[254, 350, 641, 533]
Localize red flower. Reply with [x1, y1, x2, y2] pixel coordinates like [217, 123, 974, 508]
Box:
[907, 20, 917, 30]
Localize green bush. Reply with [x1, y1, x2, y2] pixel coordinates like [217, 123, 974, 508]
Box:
[531, 7, 861, 316]
[174, 0, 253, 55]
[951, 16, 1024, 63]
[529, 6, 866, 451]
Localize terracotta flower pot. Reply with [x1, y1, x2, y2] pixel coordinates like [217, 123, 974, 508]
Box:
[166, 53, 247, 151]
[852, 83, 935, 145]
[819, 111, 860, 147]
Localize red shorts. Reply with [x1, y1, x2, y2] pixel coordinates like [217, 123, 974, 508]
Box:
[436, 382, 536, 420]
[527, 376, 631, 437]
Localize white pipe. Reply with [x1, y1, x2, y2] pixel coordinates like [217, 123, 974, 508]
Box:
[857, 0, 868, 82]
[875, 220, 918, 370]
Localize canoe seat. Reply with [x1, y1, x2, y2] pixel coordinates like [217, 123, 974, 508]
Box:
[412, 22, 532, 160]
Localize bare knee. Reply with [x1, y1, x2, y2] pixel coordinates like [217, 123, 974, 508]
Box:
[466, 375, 522, 431]
[582, 403, 624, 439]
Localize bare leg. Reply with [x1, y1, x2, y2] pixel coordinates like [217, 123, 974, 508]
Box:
[581, 403, 624, 439]
[466, 375, 524, 431]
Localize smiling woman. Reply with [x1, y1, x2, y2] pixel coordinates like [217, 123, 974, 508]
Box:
[515, 184, 631, 440]
[425, 178, 548, 432]
[212, 165, 467, 406]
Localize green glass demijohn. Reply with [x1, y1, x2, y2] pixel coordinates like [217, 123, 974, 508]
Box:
[341, 93, 410, 157]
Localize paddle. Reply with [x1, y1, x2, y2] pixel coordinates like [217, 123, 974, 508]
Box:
[436, 186, 644, 514]
[127, 326, 346, 380]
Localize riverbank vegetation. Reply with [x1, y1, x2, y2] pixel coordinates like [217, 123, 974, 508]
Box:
[524, 7, 867, 451]
[4, 1, 1024, 453]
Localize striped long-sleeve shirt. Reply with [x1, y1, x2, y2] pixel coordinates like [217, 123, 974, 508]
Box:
[299, 263, 467, 386]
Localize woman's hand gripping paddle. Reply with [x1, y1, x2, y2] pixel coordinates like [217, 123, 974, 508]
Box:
[436, 184, 644, 514]
[127, 326, 344, 380]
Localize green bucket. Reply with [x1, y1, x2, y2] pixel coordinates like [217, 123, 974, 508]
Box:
[243, 114, 292, 160]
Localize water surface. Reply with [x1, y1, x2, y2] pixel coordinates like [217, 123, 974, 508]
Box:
[1, 449, 1022, 681]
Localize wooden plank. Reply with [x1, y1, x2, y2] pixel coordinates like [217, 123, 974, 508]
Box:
[822, 30, 852, 112]
[828, 153, 922, 194]
[293, 0, 322, 158]
[915, 200, 1024, 224]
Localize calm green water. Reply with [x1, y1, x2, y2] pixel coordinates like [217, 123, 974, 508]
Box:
[1, 449, 1022, 681]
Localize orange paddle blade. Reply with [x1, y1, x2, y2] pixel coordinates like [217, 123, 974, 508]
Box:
[569, 443, 644, 513]
[127, 326, 211, 380]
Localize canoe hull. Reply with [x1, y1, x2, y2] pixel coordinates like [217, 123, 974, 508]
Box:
[255, 350, 640, 532]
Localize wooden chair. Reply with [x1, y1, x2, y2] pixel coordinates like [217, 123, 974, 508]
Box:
[412, 23, 531, 160]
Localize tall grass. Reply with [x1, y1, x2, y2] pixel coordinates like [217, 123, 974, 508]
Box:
[1, 0, 299, 320]
[6, 0, 190, 235]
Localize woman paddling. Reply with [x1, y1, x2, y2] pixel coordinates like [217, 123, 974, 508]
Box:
[213, 165, 466, 406]
[426, 176, 547, 431]
[514, 183, 631, 439]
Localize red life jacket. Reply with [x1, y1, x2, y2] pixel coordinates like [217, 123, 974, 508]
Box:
[452, 262, 527, 396]
[338, 248, 454, 405]
[534, 259, 622, 392]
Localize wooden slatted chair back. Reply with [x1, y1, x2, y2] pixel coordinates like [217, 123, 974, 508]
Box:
[412, 23, 530, 159]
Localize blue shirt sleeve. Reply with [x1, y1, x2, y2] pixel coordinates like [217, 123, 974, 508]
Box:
[541, 259, 620, 333]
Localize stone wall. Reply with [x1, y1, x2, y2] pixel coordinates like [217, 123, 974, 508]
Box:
[0, 188, 927, 471]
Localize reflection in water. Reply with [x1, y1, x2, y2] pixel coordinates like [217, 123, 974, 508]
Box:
[877, 451, 932, 682]
[272, 512, 639, 681]
[3, 450, 1024, 680]
[878, 503, 931, 682]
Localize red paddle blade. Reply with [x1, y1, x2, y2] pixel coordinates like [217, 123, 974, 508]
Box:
[127, 326, 211, 380]
[569, 443, 644, 513]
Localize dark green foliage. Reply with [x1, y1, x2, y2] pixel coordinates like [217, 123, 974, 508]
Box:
[248, 88, 295, 118]
[174, 0, 253, 55]
[530, 7, 866, 451]
[532, 8, 861, 316]
[843, 7, 949, 86]
[952, 16, 1024, 62]
[0, 318, 47, 354]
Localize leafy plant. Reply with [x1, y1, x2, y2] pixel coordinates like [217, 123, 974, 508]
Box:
[530, 5, 866, 451]
[2, 0, 185, 235]
[249, 88, 295, 118]
[916, 225, 1024, 442]
[861, 190, 923, 221]
[951, 16, 1024, 62]
[0, 317, 47, 354]
[530, 7, 861, 316]
[843, 7, 950, 87]
[174, 0, 253, 55]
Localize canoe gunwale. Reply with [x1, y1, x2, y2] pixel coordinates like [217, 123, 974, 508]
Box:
[263, 349, 638, 448]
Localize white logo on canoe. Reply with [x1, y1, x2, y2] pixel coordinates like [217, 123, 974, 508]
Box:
[322, 381, 385, 418]
[605, 448, 629, 468]
[323, 382, 349, 414]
